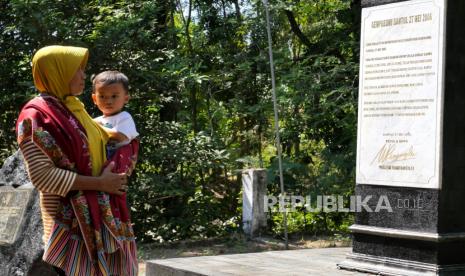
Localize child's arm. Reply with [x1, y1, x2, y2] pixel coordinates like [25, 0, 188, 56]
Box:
[100, 125, 128, 142]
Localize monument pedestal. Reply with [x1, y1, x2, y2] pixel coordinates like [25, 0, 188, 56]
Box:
[338, 187, 465, 275]
[339, 0, 465, 275]
[242, 169, 267, 237]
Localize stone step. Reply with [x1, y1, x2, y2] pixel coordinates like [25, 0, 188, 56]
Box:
[146, 247, 371, 276]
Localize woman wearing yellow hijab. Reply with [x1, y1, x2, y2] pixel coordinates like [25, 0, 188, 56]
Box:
[16, 46, 138, 276]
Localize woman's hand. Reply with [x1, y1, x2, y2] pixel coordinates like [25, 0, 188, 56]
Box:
[98, 162, 128, 195]
[71, 162, 128, 195]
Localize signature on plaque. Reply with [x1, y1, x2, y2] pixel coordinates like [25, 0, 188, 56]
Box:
[371, 143, 416, 165]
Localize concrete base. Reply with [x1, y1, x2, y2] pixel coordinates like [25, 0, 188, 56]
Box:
[338, 252, 465, 276]
[146, 247, 374, 276]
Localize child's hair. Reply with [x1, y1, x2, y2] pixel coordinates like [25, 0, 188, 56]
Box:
[92, 70, 129, 93]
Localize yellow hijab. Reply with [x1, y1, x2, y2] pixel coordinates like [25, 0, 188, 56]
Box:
[32, 45, 108, 176]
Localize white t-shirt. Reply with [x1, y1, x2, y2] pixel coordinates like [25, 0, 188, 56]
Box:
[94, 111, 139, 149]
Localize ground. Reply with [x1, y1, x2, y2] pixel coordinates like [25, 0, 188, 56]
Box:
[137, 234, 351, 276]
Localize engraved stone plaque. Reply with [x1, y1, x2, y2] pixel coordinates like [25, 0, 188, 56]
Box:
[356, 0, 445, 188]
[0, 187, 33, 245]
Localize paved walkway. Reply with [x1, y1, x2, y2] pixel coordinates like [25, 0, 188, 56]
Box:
[146, 247, 372, 275]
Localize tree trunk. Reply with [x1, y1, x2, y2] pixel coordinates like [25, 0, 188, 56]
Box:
[191, 85, 198, 133]
[233, 0, 241, 23]
[284, 9, 313, 50]
[186, 0, 193, 53]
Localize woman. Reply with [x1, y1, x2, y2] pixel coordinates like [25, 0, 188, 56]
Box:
[16, 45, 138, 275]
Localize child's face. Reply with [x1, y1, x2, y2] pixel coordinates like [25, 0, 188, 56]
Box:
[92, 82, 129, 116]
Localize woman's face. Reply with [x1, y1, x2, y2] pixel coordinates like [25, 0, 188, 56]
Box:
[69, 68, 86, 96]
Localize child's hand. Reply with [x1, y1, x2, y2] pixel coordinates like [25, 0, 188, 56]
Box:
[126, 153, 138, 176]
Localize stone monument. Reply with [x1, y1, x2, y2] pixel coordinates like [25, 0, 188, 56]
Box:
[242, 169, 267, 237]
[339, 0, 465, 275]
[0, 187, 33, 245]
[0, 151, 57, 276]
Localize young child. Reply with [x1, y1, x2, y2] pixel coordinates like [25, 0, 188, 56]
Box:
[92, 71, 139, 158]
[92, 71, 139, 247]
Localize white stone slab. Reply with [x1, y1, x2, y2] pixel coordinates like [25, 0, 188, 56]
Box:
[356, 0, 446, 188]
[145, 248, 367, 276]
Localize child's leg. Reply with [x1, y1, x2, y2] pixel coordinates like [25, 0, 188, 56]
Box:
[102, 139, 139, 220]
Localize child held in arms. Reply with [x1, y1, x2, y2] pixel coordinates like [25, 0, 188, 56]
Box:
[92, 71, 139, 158]
[91, 70, 138, 243]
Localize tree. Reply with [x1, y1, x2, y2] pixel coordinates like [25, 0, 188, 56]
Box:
[0, 0, 360, 241]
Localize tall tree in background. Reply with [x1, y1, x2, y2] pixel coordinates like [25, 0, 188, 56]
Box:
[0, 0, 360, 242]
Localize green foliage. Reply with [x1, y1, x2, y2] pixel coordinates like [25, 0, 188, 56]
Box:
[130, 120, 239, 242]
[1, 0, 360, 242]
[271, 209, 353, 236]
